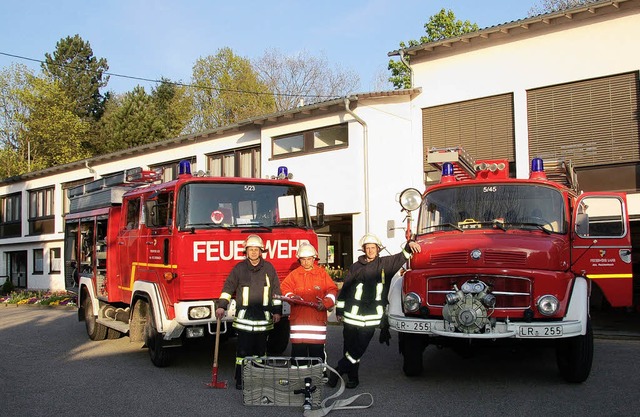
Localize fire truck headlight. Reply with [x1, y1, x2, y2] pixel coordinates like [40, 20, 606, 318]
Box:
[399, 188, 423, 212]
[537, 295, 559, 316]
[403, 292, 421, 312]
[188, 306, 212, 320]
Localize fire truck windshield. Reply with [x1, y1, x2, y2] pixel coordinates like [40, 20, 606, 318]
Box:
[417, 184, 566, 234]
[177, 182, 311, 230]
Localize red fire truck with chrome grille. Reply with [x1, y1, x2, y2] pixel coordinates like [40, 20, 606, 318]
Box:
[64, 161, 322, 367]
[388, 147, 632, 383]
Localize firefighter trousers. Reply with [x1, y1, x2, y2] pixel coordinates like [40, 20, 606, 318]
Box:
[235, 329, 268, 385]
[336, 324, 376, 376]
[291, 343, 326, 366]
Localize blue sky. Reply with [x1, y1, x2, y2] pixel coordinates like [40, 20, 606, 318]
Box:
[1, 0, 540, 94]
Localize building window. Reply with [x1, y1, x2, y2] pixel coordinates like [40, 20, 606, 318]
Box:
[422, 94, 515, 183]
[150, 157, 197, 182]
[0, 192, 21, 238]
[527, 72, 639, 167]
[28, 186, 55, 235]
[272, 124, 348, 158]
[33, 249, 44, 274]
[208, 146, 261, 178]
[50, 247, 61, 273]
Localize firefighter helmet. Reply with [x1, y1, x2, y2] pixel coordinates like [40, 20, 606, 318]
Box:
[359, 233, 384, 250]
[244, 234, 265, 250]
[297, 242, 318, 259]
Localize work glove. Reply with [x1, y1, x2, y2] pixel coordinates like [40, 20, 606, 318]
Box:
[315, 297, 326, 311]
[379, 315, 391, 345]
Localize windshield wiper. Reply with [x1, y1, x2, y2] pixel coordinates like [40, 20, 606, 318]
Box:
[184, 223, 232, 232]
[272, 221, 307, 229]
[422, 223, 464, 233]
[505, 222, 552, 235]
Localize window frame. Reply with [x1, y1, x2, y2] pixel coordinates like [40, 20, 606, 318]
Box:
[207, 146, 261, 178]
[0, 192, 22, 238]
[50, 247, 62, 274]
[271, 123, 348, 159]
[33, 248, 44, 274]
[28, 186, 55, 235]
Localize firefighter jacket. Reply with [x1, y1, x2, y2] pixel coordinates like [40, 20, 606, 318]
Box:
[336, 243, 413, 327]
[218, 257, 282, 332]
[281, 264, 338, 345]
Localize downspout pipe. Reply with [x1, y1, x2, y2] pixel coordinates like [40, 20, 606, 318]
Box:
[399, 50, 413, 88]
[344, 98, 370, 233]
[85, 160, 98, 180]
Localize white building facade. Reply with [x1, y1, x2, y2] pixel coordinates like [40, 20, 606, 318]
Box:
[1, 0, 638, 291]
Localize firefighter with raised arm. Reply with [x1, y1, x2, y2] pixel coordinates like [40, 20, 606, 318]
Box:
[215, 234, 282, 390]
[327, 233, 420, 388]
[281, 242, 338, 363]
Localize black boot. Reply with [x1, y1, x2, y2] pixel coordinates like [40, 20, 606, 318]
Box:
[235, 364, 243, 390]
[346, 363, 359, 389]
[327, 360, 348, 388]
[326, 365, 340, 388]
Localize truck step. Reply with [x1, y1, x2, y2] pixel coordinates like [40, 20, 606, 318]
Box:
[97, 318, 130, 334]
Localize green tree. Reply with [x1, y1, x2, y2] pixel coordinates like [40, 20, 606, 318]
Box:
[151, 78, 193, 137]
[188, 47, 275, 132]
[0, 63, 32, 177]
[41, 34, 109, 121]
[528, 0, 595, 16]
[17, 75, 90, 171]
[96, 86, 167, 154]
[253, 48, 360, 112]
[388, 9, 479, 89]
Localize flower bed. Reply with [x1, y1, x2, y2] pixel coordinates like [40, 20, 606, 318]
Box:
[0, 290, 77, 307]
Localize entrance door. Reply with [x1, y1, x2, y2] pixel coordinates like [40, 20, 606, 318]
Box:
[8, 251, 27, 288]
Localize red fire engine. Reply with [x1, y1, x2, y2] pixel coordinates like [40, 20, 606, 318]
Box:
[388, 147, 633, 383]
[64, 161, 322, 367]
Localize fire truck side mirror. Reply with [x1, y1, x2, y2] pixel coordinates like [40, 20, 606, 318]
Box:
[315, 202, 325, 228]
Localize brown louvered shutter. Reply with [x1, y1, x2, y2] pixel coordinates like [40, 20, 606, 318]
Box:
[527, 72, 639, 167]
[422, 94, 515, 181]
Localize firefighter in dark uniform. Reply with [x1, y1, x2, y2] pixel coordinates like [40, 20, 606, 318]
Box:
[215, 234, 282, 390]
[328, 233, 420, 388]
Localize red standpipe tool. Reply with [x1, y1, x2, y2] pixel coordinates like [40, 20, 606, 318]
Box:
[273, 293, 320, 308]
[206, 315, 228, 389]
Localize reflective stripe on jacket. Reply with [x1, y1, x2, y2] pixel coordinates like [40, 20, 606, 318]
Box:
[217, 257, 282, 332]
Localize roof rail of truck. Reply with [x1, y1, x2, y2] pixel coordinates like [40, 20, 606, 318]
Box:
[68, 167, 164, 199]
[427, 146, 477, 180]
[538, 159, 579, 192]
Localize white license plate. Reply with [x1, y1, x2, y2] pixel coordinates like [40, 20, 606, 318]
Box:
[394, 320, 431, 332]
[518, 325, 563, 337]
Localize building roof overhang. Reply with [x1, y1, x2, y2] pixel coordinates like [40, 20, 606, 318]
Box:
[388, 0, 638, 61]
[0, 88, 421, 185]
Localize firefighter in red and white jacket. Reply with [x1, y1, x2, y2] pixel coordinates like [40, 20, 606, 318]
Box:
[215, 234, 282, 389]
[281, 242, 338, 362]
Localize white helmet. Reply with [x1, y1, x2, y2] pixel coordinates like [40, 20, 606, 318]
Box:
[244, 234, 264, 250]
[359, 233, 384, 250]
[297, 242, 318, 259]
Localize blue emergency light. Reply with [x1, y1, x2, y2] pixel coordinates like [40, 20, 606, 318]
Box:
[442, 162, 454, 177]
[531, 158, 544, 173]
[179, 160, 191, 176]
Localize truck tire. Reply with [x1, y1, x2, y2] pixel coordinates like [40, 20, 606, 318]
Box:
[399, 332, 426, 377]
[144, 304, 171, 367]
[556, 319, 593, 383]
[266, 318, 290, 355]
[83, 294, 107, 341]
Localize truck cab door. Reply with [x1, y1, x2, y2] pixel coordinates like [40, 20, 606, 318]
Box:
[571, 192, 633, 307]
[117, 197, 141, 294]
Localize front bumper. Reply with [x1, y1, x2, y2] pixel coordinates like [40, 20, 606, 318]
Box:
[388, 313, 584, 339]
